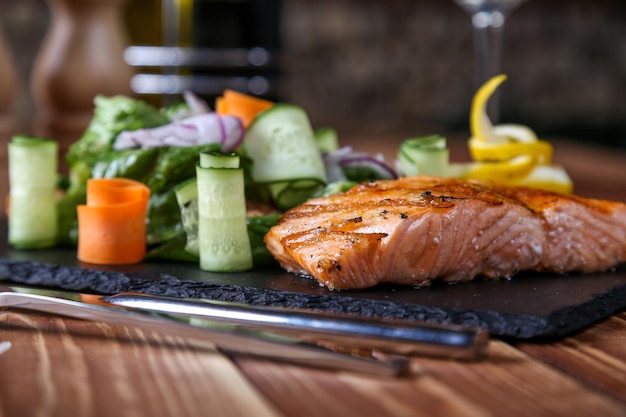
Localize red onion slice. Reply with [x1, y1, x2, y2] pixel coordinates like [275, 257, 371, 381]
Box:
[339, 155, 398, 179]
[220, 116, 245, 152]
[323, 146, 397, 182]
[113, 112, 245, 152]
[183, 90, 211, 115]
[323, 147, 353, 182]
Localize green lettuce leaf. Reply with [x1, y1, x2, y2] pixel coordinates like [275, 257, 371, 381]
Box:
[55, 95, 234, 253]
[66, 95, 169, 171]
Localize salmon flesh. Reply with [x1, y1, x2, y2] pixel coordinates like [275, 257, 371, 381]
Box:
[264, 176, 626, 290]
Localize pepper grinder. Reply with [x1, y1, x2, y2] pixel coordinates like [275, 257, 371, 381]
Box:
[30, 0, 134, 167]
[0, 2, 16, 137]
[0, 0, 18, 200]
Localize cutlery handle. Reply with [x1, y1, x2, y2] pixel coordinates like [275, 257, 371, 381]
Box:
[104, 292, 489, 360]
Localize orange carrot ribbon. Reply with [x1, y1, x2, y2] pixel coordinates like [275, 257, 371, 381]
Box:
[216, 89, 273, 128]
[77, 178, 150, 265]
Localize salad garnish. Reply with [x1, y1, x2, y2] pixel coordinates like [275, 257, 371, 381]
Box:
[397, 74, 573, 194]
[77, 178, 150, 265]
[7, 76, 573, 272]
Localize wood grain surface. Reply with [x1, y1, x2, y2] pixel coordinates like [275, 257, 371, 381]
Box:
[1, 310, 625, 417]
[0, 310, 282, 417]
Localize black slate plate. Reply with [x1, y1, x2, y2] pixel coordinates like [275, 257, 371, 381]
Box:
[1, 236, 625, 341]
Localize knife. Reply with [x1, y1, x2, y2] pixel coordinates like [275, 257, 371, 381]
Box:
[103, 291, 489, 359]
[0, 284, 488, 376]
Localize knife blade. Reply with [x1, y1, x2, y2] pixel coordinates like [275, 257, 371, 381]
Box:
[0, 284, 409, 376]
[0, 284, 489, 375]
[103, 291, 489, 359]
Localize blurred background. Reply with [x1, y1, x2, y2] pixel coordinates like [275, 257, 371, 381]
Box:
[1, 0, 625, 150]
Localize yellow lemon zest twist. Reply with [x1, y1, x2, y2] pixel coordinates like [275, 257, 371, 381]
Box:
[466, 74, 573, 193]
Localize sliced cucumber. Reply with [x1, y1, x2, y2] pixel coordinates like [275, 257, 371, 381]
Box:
[314, 127, 339, 153]
[8, 135, 59, 249]
[177, 152, 244, 258]
[199, 151, 240, 169]
[268, 179, 324, 211]
[174, 177, 199, 256]
[175, 175, 280, 265]
[196, 153, 252, 272]
[244, 104, 327, 200]
[398, 134, 450, 177]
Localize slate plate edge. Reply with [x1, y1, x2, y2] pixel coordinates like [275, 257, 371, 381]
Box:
[0, 257, 576, 339]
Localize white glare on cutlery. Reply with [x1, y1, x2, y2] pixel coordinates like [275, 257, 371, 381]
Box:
[0, 341, 11, 355]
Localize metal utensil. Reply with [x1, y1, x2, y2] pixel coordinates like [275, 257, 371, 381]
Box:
[0, 285, 489, 375]
[0, 341, 10, 356]
[103, 292, 489, 359]
[0, 286, 405, 376]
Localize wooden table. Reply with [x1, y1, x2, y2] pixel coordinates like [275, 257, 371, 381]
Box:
[1, 136, 625, 417]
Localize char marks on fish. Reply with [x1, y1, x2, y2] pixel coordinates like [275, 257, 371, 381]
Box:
[264, 176, 626, 290]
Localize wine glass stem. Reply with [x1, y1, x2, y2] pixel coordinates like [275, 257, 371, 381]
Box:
[472, 11, 506, 122]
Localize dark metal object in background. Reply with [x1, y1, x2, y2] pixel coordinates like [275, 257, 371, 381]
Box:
[127, 0, 283, 103]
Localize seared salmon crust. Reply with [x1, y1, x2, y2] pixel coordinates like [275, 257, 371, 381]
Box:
[264, 176, 626, 290]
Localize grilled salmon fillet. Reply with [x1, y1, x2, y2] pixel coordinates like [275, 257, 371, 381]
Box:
[264, 176, 626, 290]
